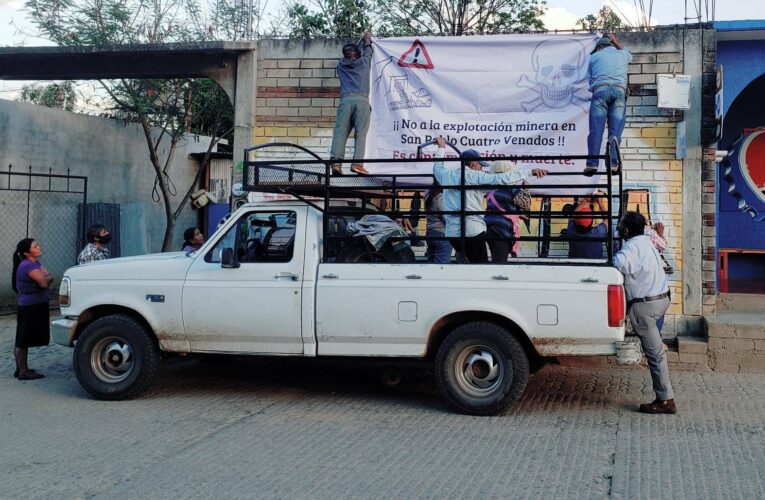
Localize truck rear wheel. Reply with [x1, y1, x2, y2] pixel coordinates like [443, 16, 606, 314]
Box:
[73, 314, 159, 400]
[435, 321, 529, 415]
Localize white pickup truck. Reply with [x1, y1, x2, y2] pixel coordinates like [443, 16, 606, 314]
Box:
[52, 199, 626, 415]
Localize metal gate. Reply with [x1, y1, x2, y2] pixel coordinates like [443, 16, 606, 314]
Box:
[0, 165, 87, 312]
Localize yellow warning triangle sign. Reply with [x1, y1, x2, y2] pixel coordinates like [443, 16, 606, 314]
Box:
[397, 39, 434, 69]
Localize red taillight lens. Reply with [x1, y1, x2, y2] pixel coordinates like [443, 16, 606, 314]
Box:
[608, 285, 625, 327]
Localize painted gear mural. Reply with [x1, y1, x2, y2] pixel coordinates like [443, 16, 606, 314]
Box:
[722, 127, 765, 221]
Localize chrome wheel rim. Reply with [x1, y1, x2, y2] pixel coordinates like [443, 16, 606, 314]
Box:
[454, 344, 505, 397]
[91, 336, 134, 383]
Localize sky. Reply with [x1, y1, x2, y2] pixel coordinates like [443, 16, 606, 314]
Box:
[1, 0, 764, 100]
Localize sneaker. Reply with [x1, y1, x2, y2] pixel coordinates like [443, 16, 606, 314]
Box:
[638, 399, 676, 414]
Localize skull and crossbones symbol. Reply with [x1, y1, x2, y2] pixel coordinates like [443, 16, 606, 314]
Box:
[517, 39, 591, 113]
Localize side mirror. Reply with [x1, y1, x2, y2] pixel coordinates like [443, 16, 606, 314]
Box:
[221, 247, 240, 268]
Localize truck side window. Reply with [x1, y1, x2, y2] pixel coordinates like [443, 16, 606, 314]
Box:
[205, 211, 296, 264]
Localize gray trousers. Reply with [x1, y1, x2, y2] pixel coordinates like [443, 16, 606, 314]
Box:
[330, 95, 370, 167]
[629, 297, 674, 400]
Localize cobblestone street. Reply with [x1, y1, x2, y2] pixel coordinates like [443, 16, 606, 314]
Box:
[1, 315, 764, 499]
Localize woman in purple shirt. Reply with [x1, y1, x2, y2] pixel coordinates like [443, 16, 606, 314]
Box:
[12, 238, 53, 380]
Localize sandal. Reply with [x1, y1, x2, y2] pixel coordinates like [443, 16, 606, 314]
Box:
[350, 164, 369, 175]
[17, 370, 45, 381]
[12, 367, 36, 378]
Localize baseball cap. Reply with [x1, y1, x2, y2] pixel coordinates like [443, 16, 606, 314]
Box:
[492, 160, 517, 174]
[591, 37, 613, 54]
[573, 206, 593, 228]
[460, 149, 490, 168]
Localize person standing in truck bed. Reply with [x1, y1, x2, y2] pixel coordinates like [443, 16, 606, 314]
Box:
[584, 33, 632, 177]
[432, 136, 547, 263]
[330, 31, 373, 176]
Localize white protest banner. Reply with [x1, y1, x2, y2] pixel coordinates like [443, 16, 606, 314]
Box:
[366, 34, 599, 194]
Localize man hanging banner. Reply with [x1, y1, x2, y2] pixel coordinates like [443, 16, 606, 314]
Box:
[366, 34, 599, 194]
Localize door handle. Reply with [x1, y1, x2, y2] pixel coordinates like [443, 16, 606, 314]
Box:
[322, 273, 339, 279]
[492, 275, 509, 281]
[275, 272, 300, 281]
[406, 274, 422, 279]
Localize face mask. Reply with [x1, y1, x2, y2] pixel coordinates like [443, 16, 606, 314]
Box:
[98, 234, 112, 245]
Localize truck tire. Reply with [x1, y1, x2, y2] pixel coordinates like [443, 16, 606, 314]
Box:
[435, 321, 529, 416]
[73, 314, 159, 400]
[336, 241, 416, 263]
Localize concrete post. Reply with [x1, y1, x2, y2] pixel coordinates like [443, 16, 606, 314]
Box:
[232, 49, 258, 183]
[682, 28, 703, 316]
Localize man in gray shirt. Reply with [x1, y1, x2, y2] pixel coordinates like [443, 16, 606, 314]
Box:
[330, 30, 373, 175]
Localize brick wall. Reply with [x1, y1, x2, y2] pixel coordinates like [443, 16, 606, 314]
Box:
[253, 31, 712, 335]
[255, 56, 339, 153]
[616, 32, 686, 328]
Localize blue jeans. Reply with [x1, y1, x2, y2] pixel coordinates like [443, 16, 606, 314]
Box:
[330, 95, 371, 166]
[586, 86, 627, 167]
[426, 229, 452, 264]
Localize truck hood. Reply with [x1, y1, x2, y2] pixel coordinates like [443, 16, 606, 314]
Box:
[65, 252, 193, 281]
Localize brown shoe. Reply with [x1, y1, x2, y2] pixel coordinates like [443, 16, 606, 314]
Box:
[350, 164, 369, 175]
[638, 399, 676, 414]
[331, 164, 343, 176]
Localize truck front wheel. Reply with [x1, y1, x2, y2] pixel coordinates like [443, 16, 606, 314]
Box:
[435, 321, 529, 415]
[73, 314, 159, 400]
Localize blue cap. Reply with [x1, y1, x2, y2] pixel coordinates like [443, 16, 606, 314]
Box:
[460, 149, 490, 168]
[591, 37, 613, 54]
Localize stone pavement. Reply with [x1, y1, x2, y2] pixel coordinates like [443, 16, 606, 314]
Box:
[1, 315, 764, 499]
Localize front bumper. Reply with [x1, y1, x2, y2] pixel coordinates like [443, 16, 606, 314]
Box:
[51, 317, 78, 347]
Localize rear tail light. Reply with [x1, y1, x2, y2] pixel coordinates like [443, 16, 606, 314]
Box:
[58, 277, 70, 307]
[608, 285, 625, 327]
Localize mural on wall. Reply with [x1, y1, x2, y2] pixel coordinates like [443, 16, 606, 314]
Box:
[722, 127, 765, 221]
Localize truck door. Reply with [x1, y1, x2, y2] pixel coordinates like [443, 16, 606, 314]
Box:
[181, 207, 307, 353]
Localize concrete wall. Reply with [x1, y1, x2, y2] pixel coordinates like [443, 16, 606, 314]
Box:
[250, 29, 714, 336]
[0, 99, 207, 309]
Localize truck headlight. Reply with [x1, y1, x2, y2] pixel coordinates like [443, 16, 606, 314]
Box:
[59, 277, 71, 307]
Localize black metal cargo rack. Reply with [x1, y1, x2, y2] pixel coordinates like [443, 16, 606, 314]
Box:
[242, 140, 624, 265]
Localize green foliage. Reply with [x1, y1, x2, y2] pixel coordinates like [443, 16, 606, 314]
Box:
[19, 81, 77, 111]
[287, 0, 371, 37]
[209, 0, 259, 40]
[188, 79, 234, 141]
[577, 6, 624, 32]
[373, 0, 546, 36]
[286, 0, 545, 37]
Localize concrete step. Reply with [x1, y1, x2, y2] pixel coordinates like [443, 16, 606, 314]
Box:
[677, 336, 708, 354]
[665, 337, 710, 370]
[705, 313, 765, 340]
[717, 293, 765, 314]
[704, 312, 765, 373]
